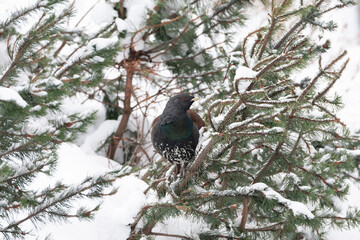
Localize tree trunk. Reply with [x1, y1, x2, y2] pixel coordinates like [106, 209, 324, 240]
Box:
[107, 63, 135, 160]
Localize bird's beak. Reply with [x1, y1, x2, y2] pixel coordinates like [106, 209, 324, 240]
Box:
[192, 97, 200, 102]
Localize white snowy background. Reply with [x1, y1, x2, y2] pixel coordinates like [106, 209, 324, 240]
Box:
[1, 0, 360, 239]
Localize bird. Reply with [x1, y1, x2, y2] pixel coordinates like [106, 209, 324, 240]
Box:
[151, 93, 205, 176]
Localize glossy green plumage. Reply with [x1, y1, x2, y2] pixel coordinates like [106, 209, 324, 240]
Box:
[151, 93, 200, 166]
[160, 116, 194, 141]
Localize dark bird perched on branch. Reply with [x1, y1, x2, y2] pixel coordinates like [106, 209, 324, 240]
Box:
[151, 93, 205, 175]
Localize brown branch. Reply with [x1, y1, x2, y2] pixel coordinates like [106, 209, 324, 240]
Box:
[290, 116, 336, 123]
[344, 172, 360, 181]
[176, 139, 213, 194]
[54, 39, 67, 57]
[75, 0, 100, 27]
[252, 102, 300, 183]
[107, 62, 135, 160]
[0, 157, 49, 184]
[0, 229, 29, 237]
[254, 141, 284, 184]
[297, 51, 347, 103]
[150, 16, 201, 59]
[0, 0, 53, 29]
[245, 221, 285, 232]
[274, 20, 303, 50]
[242, 27, 265, 68]
[312, 103, 346, 127]
[207, 99, 235, 131]
[258, 16, 276, 60]
[312, 57, 349, 104]
[118, 0, 126, 19]
[218, 99, 244, 131]
[239, 196, 249, 231]
[255, 55, 285, 80]
[228, 130, 284, 137]
[289, 131, 302, 160]
[253, 55, 277, 71]
[149, 231, 191, 239]
[296, 164, 339, 192]
[129, 204, 183, 238]
[274, 0, 327, 49]
[131, 11, 189, 51]
[202, 168, 255, 188]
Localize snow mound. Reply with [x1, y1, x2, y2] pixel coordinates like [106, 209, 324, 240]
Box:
[0, 86, 28, 107]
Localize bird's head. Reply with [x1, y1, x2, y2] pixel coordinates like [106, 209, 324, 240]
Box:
[165, 93, 198, 113]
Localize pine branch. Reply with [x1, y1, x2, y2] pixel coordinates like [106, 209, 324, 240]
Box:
[207, 99, 237, 131]
[218, 99, 244, 131]
[1, 170, 129, 234]
[274, 0, 327, 49]
[297, 51, 347, 102]
[313, 103, 346, 126]
[312, 57, 349, 104]
[177, 139, 213, 194]
[0, 157, 53, 184]
[0, 0, 60, 29]
[0, 2, 74, 86]
[149, 231, 191, 239]
[239, 196, 249, 231]
[245, 221, 284, 231]
[258, 14, 276, 60]
[296, 165, 339, 192]
[243, 27, 265, 67]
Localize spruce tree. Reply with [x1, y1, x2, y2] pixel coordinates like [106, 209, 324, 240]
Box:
[100, 0, 251, 163]
[0, 1, 130, 238]
[129, 0, 360, 239]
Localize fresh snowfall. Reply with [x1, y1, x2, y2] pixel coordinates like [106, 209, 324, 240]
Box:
[1, 0, 360, 239]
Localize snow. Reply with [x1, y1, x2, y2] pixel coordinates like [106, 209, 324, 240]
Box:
[228, 113, 263, 129]
[121, 0, 155, 32]
[237, 183, 314, 219]
[55, 36, 118, 78]
[234, 66, 258, 93]
[90, 0, 118, 25]
[46, 77, 64, 87]
[113, 0, 155, 51]
[30, 143, 148, 240]
[81, 120, 119, 155]
[87, 37, 118, 51]
[22, 117, 55, 135]
[29, 105, 41, 112]
[235, 65, 258, 79]
[1, 0, 360, 239]
[115, 17, 129, 32]
[153, 216, 206, 239]
[0, 86, 28, 107]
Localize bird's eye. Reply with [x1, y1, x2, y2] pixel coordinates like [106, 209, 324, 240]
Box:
[180, 97, 188, 101]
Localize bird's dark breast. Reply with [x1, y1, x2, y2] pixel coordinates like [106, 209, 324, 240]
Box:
[151, 117, 199, 164]
[160, 117, 193, 140]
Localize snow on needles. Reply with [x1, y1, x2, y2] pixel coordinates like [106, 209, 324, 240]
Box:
[234, 65, 258, 93]
[30, 143, 149, 240]
[1, 0, 359, 239]
[55, 37, 118, 78]
[87, 37, 118, 51]
[0, 86, 28, 108]
[114, 0, 155, 33]
[237, 183, 314, 219]
[235, 65, 258, 79]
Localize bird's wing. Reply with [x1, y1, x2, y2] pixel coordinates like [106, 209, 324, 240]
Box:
[187, 110, 205, 130]
[152, 110, 204, 129]
[151, 115, 161, 127]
